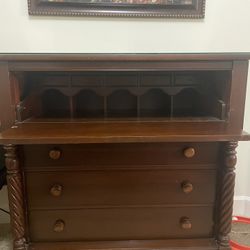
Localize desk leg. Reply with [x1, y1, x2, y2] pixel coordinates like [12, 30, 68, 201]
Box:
[217, 141, 238, 249]
[4, 144, 27, 250]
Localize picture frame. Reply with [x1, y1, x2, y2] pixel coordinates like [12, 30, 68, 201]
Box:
[27, 0, 206, 18]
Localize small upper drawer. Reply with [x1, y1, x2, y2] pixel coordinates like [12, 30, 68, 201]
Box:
[23, 142, 219, 168]
[26, 169, 216, 209]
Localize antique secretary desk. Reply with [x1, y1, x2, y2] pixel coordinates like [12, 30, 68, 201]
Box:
[0, 53, 250, 250]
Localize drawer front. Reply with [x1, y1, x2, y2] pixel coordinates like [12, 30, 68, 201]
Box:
[29, 207, 214, 241]
[26, 170, 216, 209]
[23, 142, 219, 167]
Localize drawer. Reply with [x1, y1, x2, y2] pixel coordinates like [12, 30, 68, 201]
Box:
[29, 206, 214, 241]
[26, 170, 216, 209]
[23, 142, 219, 167]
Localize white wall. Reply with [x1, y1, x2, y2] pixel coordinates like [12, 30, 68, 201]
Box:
[0, 0, 250, 220]
[1, 0, 250, 53]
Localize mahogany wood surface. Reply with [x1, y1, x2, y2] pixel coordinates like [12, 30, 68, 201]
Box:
[22, 143, 219, 166]
[28, 239, 220, 250]
[28, 206, 214, 241]
[4, 145, 26, 250]
[0, 53, 249, 250]
[0, 122, 250, 144]
[26, 170, 216, 209]
[0, 53, 250, 61]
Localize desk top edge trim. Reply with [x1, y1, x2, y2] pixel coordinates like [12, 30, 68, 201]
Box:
[1, 53, 250, 62]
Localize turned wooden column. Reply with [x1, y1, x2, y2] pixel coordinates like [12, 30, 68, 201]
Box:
[4, 144, 26, 250]
[217, 141, 238, 248]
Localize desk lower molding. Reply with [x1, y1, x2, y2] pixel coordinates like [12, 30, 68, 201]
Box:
[28, 239, 222, 250]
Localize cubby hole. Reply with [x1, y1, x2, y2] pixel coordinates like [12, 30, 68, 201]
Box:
[140, 89, 171, 117]
[41, 89, 70, 118]
[173, 88, 204, 117]
[10, 70, 231, 122]
[75, 90, 104, 118]
[107, 90, 137, 117]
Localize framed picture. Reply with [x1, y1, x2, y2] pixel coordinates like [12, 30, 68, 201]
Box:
[28, 0, 206, 18]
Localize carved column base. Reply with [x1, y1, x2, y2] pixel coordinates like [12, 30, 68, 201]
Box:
[218, 235, 230, 248]
[14, 238, 27, 250]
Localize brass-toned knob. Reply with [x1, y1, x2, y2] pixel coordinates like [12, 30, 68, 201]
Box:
[181, 181, 193, 194]
[49, 149, 61, 160]
[50, 184, 63, 197]
[180, 217, 192, 230]
[53, 220, 65, 233]
[183, 147, 195, 158]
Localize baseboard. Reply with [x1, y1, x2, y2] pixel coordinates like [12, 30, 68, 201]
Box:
[0, 186, 10, 224]
[233, 195, 250, 217]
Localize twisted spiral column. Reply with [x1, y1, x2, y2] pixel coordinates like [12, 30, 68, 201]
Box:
[4, 145, 26, 250]
[217, 141, 238, 248]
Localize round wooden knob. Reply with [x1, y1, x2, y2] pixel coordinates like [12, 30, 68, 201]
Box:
[53, 220, 65, 233]
[183, 147, 195, 158]
[49, 149, 61, 160]
[181, 181, 193, 194]
[180, 217, 192, 230]
[50, 184, 63, 197]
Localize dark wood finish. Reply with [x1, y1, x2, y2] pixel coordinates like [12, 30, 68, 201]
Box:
[4, 145, 27, 250]
[27, 0, 206, 18]
[26, 169, 216, 209]
[0, 122, 249, 144]
[228, 61, 249, 130]
[7, 61, 233, 72]
[28, 238, 219, 250]
[0, 53, 249, 250]
[23, 143, 219, 166]
[28, 206, 214, 241]
[0, 62, 15, 131]
[0, 53, 250, 61]
[217, 141, 238, 248]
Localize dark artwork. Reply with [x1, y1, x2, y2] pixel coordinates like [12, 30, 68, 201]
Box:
[28, 0, 205, 17]
[41, 0, 193, 5]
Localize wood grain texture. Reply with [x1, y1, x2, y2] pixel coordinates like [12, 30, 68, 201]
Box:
[8, 61, 233, 72]
[26, 169, 216, 209]
[0, 54, 249, 250]
[229, 61, 249, 130]
[0, 53, 250, 61]
[0, 62, 15, 131]
[28, 238, 219, 250]
[28, 206, 214, 241]
[22, 142, 219, 166]
[217, 141, 238, 248]
[4, 144, 27, 250]
[0, 122, 249, 144]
